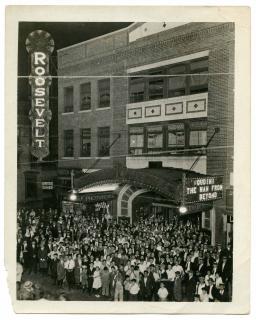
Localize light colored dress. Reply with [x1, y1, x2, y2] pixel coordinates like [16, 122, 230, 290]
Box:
[92, 270, 102, 289]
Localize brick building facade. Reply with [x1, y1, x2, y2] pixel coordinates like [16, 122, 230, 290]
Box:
[57, 22, 234, 245]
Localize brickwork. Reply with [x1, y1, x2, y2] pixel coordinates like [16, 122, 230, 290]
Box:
[58, 22, 234, 243]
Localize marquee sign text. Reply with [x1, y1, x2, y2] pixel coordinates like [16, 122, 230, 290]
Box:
[185, 176, 223, 203]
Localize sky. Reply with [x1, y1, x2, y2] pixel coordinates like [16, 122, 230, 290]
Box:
[18, 22, 132, 100]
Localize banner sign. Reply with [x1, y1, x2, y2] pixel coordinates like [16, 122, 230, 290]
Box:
[26, 30, 54, 160]
[185, 176, 223, 203]
[82, 193, 115, 203]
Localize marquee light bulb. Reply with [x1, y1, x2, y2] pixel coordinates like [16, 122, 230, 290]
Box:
[179, 206, 187, 214]
[70, 193, 77, 201]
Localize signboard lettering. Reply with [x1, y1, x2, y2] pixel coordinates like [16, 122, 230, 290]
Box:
[185, 176, 223, 203]
[26, 30, 54, 160]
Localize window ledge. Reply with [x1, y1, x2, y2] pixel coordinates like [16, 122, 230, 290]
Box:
[61, 157, 75, 159]
[78, 109, 92, 113]
[78, 157, 92, 159]
[62, 112, 74, 115]
[96, 107, 111, 111]
[94, 157, 111, 159]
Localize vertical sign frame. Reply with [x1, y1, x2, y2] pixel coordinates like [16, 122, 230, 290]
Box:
[26, 30, 54, 161]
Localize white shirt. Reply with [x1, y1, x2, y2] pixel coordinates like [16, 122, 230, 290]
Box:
[166, 269, 176, 281]
[129, 283, 140, 295]
[158, 287, 168, 299]
[64, 259, 75, 270]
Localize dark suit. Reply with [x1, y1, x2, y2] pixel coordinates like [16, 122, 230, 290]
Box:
[217, 260, 232, 283]
[196, 263, 207, 277]
[206, 284, 218, 301]
[185, 276, 197, 301]
[87, 266, 95, 294]
[215, 288, 229, 302]
[139, 276, 154, 301]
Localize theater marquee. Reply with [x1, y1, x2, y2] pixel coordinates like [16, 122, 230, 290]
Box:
[185, 176, 223, 203]
[26, 30, 54, 161]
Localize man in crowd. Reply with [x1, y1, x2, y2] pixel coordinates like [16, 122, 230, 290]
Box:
[16, 207, 233, 302]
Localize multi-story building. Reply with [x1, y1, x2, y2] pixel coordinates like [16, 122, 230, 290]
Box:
[57, 22, 234, 245]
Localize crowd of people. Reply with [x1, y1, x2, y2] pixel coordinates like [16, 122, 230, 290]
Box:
[16, 207, 232, 302]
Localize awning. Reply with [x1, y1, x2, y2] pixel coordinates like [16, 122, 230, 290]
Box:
[79, 183, 120, 194]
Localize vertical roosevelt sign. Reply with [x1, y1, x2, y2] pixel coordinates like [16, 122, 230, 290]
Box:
[26, 30, 54, 161]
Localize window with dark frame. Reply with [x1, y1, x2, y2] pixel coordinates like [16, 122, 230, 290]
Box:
[129, 127, 144, 155]
[98, 79, 110, 108]
[80, 128, 91, 157]
[167, 123, 185, 148]
[80, 83, 91, 110]
[64, 129, 74, 157]
[189, 120, 207, 146]
[128, 118, 207, 155]
[146, 125, 163, 153]
[168, 64, 187, 97]
[130, 78, 145, 103]
[129, 56, 209, 103]
[98, 127, 110, 157]
[64, 86, 74, 113]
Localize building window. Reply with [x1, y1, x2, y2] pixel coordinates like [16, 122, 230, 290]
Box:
[167, 123, 185, 148]
[129, 56, 209, 103]
[189, 58, 208, 94]
[147, 126, 163, 152]
[64, 130, 74, 157]
[148, 71, 164, 100]
[130, 78, 145, 103]
[80, 128, 91, 157]
[189, 120, 207, 146]
[168, 64, 187, 97]
[80, 83, 91, 110]
[98, 79, 110, 108]
[98, 127, 110, 156]
[129, 127, 144, 155]
[64, 86, 74, 113]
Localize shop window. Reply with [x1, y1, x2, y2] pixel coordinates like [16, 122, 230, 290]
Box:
[168, 64, 187, 97]
[189, 58, 208, 94]
[80, 128, 91, 157]
[98, 79, 110, 108]
[147, 126, 163, 152]
[64, 86, 73, 113]
[189, 120, 207, 146]
[129, 127, 144, 155]
[167, 123, 185, 148]
[130, 79, 145, 103]
[64, 130, 74, 157]
[98, 127, 110, 156]
[80, 83, 91, 110]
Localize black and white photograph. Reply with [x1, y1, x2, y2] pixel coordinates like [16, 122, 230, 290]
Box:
[4, 5, 251, 314]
